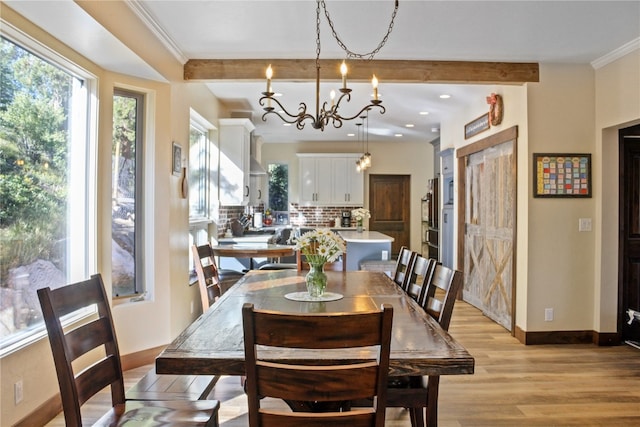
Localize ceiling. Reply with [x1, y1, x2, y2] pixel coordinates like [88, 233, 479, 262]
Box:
[6, 1, 639, 144]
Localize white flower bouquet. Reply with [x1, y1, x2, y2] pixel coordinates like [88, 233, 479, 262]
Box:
[293, 228, 346, 265]
[351, 208, 371, 222]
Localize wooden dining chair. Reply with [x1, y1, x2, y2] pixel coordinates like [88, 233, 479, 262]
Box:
[405, 255, 437, 304]
[386, 264, 464, 427]
[37, 274, 220, 426]
[296, 251, 347, 271]
[193, 243, 244, 313]
[242, 302, 393, 427]
[392, 246, 417, 290]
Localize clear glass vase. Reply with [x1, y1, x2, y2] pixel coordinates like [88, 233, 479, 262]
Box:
[356, 219, 363, 232]
[305, 263, 327, 297]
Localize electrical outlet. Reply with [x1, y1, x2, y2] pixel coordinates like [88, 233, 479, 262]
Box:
[579, 218, 592, 232]
[545, 308, 554, 322]
[14, 380, 23, 405]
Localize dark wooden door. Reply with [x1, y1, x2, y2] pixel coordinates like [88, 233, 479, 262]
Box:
[619, 124, 640, 344]
[369, 175, 410, 257]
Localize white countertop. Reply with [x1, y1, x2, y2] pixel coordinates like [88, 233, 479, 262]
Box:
[338, 230, 395, 243]
[217, 235, 273, 244]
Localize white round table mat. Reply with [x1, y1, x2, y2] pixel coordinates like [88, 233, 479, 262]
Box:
[284, 291, 344, 302]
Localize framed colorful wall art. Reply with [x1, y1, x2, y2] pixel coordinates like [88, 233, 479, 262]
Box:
[533, 153, 591, 198]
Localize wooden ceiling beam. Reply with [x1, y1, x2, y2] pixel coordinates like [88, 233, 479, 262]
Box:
[184, 59, 539, 84]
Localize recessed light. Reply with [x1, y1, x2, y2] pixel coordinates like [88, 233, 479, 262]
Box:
[439, 94, 451, 99]
[274, 92, 283, 97]
[395, 133, 403, 137]
[283, 123, 292, 127]
[405, 124, 414, 128]
[431, 127, 440, 133]
[347, 133, 355, 137]
[419, 111, 429, 115]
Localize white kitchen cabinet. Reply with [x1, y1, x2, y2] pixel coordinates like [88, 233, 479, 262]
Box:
[219, 118, 254, 205]
[299, 154, 363, 206]
[299, 156, 332, 204]
[332, 157, 364, 205]
[249, 174, 265, 206]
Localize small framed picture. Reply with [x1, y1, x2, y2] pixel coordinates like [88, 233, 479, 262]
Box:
[172, 142, 182, 176]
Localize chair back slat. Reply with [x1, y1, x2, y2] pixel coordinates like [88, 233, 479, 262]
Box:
[250, 309, 386, 348]
[257, 362, 380, 401]
[243, 303, 393, 427]
[75, 355, 121, 406]
[65, 317, 114, 361]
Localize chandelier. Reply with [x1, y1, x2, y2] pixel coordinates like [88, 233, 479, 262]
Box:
[259, 0, 399, 131]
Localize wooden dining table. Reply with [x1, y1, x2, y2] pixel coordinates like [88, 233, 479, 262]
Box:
[156, 270, 474, 378]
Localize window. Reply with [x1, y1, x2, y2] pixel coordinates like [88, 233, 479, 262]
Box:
[0, 33, 95, 353]
[268, 163, 288, 211]
[188, 110, 217, 278]
[189, 124, 209, 220]
[111, 90, 144, 297]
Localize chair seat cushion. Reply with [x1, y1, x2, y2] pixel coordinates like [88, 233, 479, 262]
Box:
[97, 399, 220, 426]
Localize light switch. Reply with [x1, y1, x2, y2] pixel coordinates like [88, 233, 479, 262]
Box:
[579, 218, 592, 232]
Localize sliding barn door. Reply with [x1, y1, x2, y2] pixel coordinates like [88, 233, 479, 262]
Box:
[463, 140, 515, 331]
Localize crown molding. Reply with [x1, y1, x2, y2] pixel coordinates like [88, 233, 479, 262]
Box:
[591, 38, 640, 70]
[124, 0, 188, 65]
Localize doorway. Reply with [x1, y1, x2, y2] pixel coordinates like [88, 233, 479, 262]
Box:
[368, 175, 411, 257]
[457, 126, 518, 333]
[619, 123, 640, 345]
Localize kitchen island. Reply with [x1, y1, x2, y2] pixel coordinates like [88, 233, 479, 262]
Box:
[338, 230, 394, 271]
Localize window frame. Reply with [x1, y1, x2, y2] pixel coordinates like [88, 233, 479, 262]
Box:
[0, 21, 98, 356]
[112, 89, 146, 298]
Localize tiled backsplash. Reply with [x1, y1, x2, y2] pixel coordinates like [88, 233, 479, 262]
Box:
[218, 204, 363, 236]
[288, 204, 362, 228]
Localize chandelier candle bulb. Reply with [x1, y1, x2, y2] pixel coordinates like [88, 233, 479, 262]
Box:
[341, 61, 348, 89]
[266, 65, 273, 93]
[372, 75, 379, 101]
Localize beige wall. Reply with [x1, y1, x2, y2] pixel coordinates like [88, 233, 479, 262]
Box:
[525, 64, 597, 331]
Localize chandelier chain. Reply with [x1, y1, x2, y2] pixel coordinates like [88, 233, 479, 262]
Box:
[259, 0, 391, 131]
[321, 0, 399, 60]
[315, 1, 322, 67]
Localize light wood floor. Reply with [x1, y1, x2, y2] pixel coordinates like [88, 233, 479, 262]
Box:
[47, 301, 640, 426]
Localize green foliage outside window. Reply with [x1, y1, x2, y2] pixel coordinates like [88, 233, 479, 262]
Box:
[268, 163, 288, 212]
[0, 37, 71, 280]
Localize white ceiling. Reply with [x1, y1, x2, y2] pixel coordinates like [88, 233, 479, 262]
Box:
[6, 1, 639, 144]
